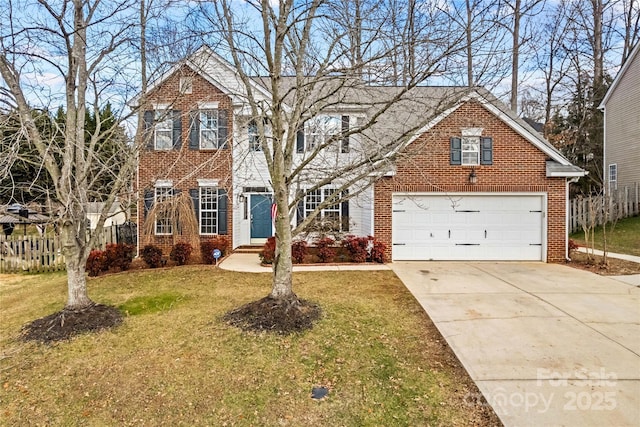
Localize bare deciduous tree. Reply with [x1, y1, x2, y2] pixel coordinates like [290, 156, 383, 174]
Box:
[190, 0, 465, 320]
[0, 0, 162, 335]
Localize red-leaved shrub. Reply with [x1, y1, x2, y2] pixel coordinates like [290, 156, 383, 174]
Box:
[105, 243, 135, 271]
[291, 240, 308, 264]
[170, 242, 193, 266]
[370, 238, 387, 263]
[342, 235, 369, 263]
[200, 237, 229, 264]
[315, 237, 336, 263]
[141, 244, 164, 268]
[568, 239, 579, 252]
[259, 237, 277, 264]
[86, 250, 107, 277]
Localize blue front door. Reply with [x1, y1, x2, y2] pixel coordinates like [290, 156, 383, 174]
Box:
[250, 194, 272, 239]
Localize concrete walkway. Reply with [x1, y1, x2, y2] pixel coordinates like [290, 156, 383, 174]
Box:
[390, 262, 640, 427]
[219, 252, 390, 273]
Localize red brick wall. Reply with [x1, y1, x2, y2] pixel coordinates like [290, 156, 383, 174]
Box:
[137, 66, 233, 256]
[374, 100, 568, 262]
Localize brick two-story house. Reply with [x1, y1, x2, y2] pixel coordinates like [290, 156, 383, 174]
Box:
[137, 47, 585, 262]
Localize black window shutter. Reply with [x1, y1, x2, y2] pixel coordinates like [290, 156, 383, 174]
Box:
[172, 110, 182, 149]
[189, 111, 200, 150]
[450, 137, 462, 165]
[341, 115, 350, 153]
[143, 189, 154, 219]
[341, 189, 349, 232]
[296, 190, 305, 226]
[143, 111, 154, 150]
[190, 189, 200, 233]
[296, 128, 305, 153]
[481, 137, 493, 165]
[218, 109, 228, 149]
[217, 189, 228, 234]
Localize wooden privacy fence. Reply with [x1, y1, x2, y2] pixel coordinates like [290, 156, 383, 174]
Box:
[569, 183, 640, 234]
[0, 223, 137, 274]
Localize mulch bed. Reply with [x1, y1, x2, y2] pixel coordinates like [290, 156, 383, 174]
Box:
[223, 295, 322, 335]
[567, 251, 640, 276]
[21, 304, 123, 343]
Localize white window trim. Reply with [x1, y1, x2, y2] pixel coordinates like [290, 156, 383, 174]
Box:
[199, 109, 219, 150]
[248, 121, 261, 151]
[461, 127, 483, 137]
[609, 163, 618, 191]
[199, 186, 218, 235]
[154, 110, 173, 151]
[304, 115, 341, 151]
[461, 136, 480, 166]
[154, 186, 173, 235]
[304, 187, 344, 231]
[197, 179, 219, 187]
[155, 179, 173, 188]
[198, 101, 219, 109]
[179, 77, 193, 94]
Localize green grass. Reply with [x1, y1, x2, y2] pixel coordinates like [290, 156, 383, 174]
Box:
[570, 215, 640, 256]
[0, 267, 495, 426]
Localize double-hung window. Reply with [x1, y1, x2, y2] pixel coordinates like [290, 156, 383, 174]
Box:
[451, 129, 492, 166]
[248, 120, 261, 151]
[199, 110, 218, 149]
[154, 186, 173, 235]
[304, 115, 341, 151]
[300, 187, 348, 232]
[461, 136, 480, 165]
[199, 187, 218, 234]
[154, 111, 173, 150]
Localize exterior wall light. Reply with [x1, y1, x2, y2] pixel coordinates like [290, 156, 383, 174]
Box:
[469, 168, 478, 184]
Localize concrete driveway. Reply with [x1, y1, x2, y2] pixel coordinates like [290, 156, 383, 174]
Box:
[391, 262, 640, 427]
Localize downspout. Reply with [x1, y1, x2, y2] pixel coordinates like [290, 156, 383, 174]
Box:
[566, 177, 580, 261]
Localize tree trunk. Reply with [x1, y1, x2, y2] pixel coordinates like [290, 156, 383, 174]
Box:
[510, 0, 521, 113]
[61, 222, 93, 310]
[270, 182, 295, 300]
[466, 0, 473, 87]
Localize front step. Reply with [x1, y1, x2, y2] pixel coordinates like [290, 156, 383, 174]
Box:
[234, 245, 263, 254]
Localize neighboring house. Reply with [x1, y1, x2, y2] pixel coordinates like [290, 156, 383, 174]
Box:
[86, 202, 127, 230]
[137, 47, 585, 262]
[599, 42, 640, 194]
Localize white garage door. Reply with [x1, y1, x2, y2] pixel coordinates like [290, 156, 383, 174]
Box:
[392, 194, 545, 261]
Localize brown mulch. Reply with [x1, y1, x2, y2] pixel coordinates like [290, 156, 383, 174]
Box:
[21, 304, 123, 343]
[223, 295, 322, 335]
[567, 251, 640, 276]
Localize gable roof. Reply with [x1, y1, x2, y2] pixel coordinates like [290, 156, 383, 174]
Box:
[135, 46, 272, 107]
[381, 86, 580, 169]
[137, 48, 584, 177]
[599, 42, 640, 108]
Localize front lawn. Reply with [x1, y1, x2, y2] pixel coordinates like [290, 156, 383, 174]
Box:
[0, 268, 500, 426]
[570, 215, 640, 256]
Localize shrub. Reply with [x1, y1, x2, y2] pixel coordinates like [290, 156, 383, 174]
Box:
[86, 250, 107, 277]
[170, 242, 193, 266]
[370, 238, 387, 263]
[315, 237, 336, 263]
[104, 243, 135, 271]
[342, 235, 369, 263]
[568, 239, 579, 252]
[291, 240, 308, 264]
[141, 244, 164, 268]
[259, 237, 277, 265]
[200, 237, 230, 264]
